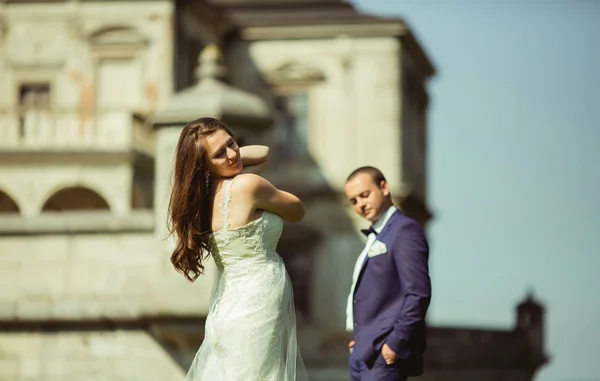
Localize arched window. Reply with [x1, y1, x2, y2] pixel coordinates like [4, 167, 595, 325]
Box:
[265, 61, 325, 162]
[89, 25, 147, 110]
[0, 190, 20, 213]
[42, 187, 110, 212]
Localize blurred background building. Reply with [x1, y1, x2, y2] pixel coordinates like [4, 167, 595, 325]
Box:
[0, 0, 548, 380]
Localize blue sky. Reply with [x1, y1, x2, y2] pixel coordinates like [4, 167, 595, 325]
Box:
[353, 1, 600, 380]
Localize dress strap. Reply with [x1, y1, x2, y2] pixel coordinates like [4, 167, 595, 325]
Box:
[218, 178, 234, 231]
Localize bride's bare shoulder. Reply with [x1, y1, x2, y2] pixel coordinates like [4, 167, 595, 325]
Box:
[231, 173, 271, 194]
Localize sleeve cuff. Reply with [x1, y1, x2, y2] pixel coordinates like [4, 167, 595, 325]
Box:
[385, 332, 412, 360]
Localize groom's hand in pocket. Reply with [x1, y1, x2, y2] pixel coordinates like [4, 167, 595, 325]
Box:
[382, 343, 397, 364]
[348, 340, 355, 354]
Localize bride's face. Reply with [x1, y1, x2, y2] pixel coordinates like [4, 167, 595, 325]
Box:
[204, 128, 243, 178]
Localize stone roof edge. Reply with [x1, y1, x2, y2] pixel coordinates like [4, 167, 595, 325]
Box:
[238, 21, 435, 78]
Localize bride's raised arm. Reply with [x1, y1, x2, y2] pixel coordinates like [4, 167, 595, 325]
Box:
[234, 173, 304, 222]
[239, 145, 269, 175]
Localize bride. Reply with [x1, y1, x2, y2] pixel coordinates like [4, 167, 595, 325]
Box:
[167, 117, 309, 381]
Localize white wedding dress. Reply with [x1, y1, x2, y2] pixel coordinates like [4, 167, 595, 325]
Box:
[186, 178, 309, 381]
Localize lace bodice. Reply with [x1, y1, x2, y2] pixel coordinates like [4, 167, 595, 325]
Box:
[210, 178, 284, 272]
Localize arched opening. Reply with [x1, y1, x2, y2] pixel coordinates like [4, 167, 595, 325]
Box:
[131, 164, 154, 210]
[0, 190, 20, 213]
[278, 224, 322, 322]
[42, 187, 110, 212]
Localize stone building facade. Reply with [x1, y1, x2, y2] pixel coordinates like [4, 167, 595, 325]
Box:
[0, 0, 548, 380]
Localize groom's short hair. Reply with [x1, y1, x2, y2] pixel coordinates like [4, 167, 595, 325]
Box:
[346, 166, 387, 186]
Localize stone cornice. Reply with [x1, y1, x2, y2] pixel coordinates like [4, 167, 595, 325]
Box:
[0, 315, 205, 332]
[240, 22, 407, 41]
[0, 211, 154, 235]
[0, 150, 153, 164]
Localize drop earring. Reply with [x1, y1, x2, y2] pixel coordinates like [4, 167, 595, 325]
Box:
[204, 171, 210, 194]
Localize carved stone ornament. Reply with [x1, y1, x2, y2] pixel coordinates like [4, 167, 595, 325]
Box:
[265, 62, 325, 86]
[153, 44, 271, 128]
[88, 25, 148, 59]
[89, 25, 148, 48]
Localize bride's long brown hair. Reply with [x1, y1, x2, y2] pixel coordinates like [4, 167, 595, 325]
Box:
[167, 117, 235, 282]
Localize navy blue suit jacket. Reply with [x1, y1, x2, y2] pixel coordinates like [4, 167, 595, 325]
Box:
[351, 210, 431, 376]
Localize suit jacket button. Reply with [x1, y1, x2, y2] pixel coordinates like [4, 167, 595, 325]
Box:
[353, 300, 357, 304]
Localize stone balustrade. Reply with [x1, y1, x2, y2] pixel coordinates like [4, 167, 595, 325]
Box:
[0, 108, 154, 156]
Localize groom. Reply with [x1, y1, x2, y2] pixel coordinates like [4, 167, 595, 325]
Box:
[345, 167, 431, 381]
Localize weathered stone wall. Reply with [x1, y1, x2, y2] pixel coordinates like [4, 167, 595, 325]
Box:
[0, 331, 185, 381]
[0, 229, 217, 320]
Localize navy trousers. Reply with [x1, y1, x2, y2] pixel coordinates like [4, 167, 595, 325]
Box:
[349, 351, 407, 381]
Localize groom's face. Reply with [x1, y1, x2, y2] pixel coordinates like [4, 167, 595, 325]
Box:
[345, 173, 390, 223]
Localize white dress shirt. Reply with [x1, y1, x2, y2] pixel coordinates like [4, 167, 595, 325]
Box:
[346, 206, 398, 332]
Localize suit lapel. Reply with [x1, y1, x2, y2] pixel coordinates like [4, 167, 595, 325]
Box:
[354, 210, 400, 289]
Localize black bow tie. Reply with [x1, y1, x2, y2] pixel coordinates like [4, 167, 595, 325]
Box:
[360, 226, 377, 237]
